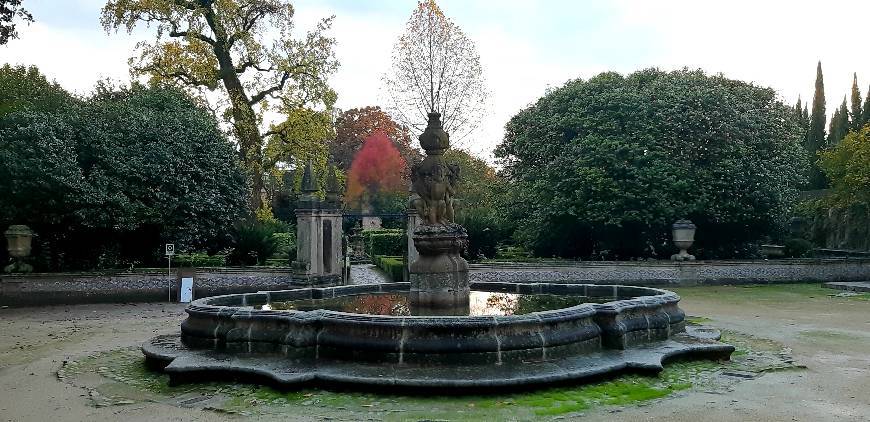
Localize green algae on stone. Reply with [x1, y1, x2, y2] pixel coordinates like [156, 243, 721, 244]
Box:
[60, 338, 776, 419]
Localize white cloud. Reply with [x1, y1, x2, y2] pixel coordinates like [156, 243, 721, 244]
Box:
[294, 4, 397, 112]
[2, 21, 144, 96]
[613, 0, 870, 110]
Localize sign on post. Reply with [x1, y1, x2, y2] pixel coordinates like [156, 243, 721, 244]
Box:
[165, 243, 175, 302]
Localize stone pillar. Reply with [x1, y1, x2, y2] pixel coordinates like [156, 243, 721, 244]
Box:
[294, 211, 319, 275]
[291, 161, 344, 284]
[318, 210, 344, 276]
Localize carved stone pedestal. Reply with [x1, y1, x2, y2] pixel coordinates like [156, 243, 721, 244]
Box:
[409, 223, 469, 312]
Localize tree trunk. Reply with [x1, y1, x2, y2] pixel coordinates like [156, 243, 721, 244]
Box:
[203, 7, 264, 212]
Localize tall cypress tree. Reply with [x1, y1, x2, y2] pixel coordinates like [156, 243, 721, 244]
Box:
[807, 61, 827, 189]
[827, 97, 849, 146]
[827, 108, 840, 146]
[793, 97, 809, 135]
[850, 73, 862, 131]
[861, 85, 870, 130]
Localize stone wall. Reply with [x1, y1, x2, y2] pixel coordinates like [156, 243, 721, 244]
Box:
[807, 204, 870, 252]
[2, 259, 869, 307]
[0, 268, 338, 307]
[469, 259, 870, 286]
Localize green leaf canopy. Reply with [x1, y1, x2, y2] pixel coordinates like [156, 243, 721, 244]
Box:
[496, 68, 808, 259]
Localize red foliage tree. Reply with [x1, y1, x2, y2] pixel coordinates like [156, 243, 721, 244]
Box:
[330, 106, 420, 171]
[345, 131, 408, 211]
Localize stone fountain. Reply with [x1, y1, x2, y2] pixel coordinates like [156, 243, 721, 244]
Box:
[142, 113, 734, 392]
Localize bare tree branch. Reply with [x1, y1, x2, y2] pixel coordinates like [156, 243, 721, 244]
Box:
[248, 71, 291, 105]
[381, 1, 488, 141]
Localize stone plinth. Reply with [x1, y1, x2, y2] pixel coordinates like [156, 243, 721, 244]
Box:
[408, 223, 469, 309]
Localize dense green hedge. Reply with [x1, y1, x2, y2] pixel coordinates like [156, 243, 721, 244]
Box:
[362, 229, 405, 257]
[496, 68, 807, 259]
[172, 253, 226, 267]
[373, 255, 404, 281]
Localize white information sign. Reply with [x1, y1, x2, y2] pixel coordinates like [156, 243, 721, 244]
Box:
[165, 243, 175, 256]
[179, 277, 194, 303]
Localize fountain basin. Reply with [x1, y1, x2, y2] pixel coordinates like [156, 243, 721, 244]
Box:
[143, 282, 733, 391]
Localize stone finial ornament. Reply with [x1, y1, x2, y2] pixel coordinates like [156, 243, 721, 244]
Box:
[300, 159, 318, 194]
[411, 112, 461, 225]
[325, 164, 342, 206]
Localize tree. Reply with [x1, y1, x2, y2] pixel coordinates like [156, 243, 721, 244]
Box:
[793, 96, 808, 135]
[331, 106, 420, 171]
[827, 97, 849, 146]
[850, 73, 863, 132]
[862, 85, 870, 130]
[381, 0, 488, 142]
[819, 125, 870, 206]
[443, 149, 510, 258]
[496, 69, 808, 259]
[807, 61, 827, 189]
[101, 0, 339, 212]
[801, 104, 810, 129]
[263, 106, 333, 191]
[0, 64, 76, 117]
[0, 81, 247, 270]
[345, 131, 407, 213]
[0, 0, 32, 45]
[794, 97, 802, 121]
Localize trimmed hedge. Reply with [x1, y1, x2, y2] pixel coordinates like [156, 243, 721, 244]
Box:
[172, 253, 226, 267]
[373, 255, 404, 282]
[265, 258, 288, 267]
[362, 229, 405, 257]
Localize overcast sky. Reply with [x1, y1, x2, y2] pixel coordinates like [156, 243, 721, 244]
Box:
[4, 0, 870, 160]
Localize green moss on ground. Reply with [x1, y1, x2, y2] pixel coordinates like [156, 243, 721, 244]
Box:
[685, 315, 713, 324]
[57, 348, 737, 419]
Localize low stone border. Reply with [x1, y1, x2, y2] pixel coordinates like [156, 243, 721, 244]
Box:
[469, 259, 870, 286]
[0, 268, 339, 307]
[144, 328, 732, 392]
[178, 282, 685, 365]
[143, 283, 732, 392]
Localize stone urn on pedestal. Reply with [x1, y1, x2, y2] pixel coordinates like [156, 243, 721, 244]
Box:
[4, 225, 34, 273]
[670, 219, 696, 261]
[408, 112, 469, 314]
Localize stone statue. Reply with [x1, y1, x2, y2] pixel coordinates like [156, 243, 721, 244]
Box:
[411, 112, 461, 225]
[407, 112, 469, 310]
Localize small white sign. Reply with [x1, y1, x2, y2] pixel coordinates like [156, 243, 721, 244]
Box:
[165, 243, 175, 256]
[179, 277, 194, 303]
